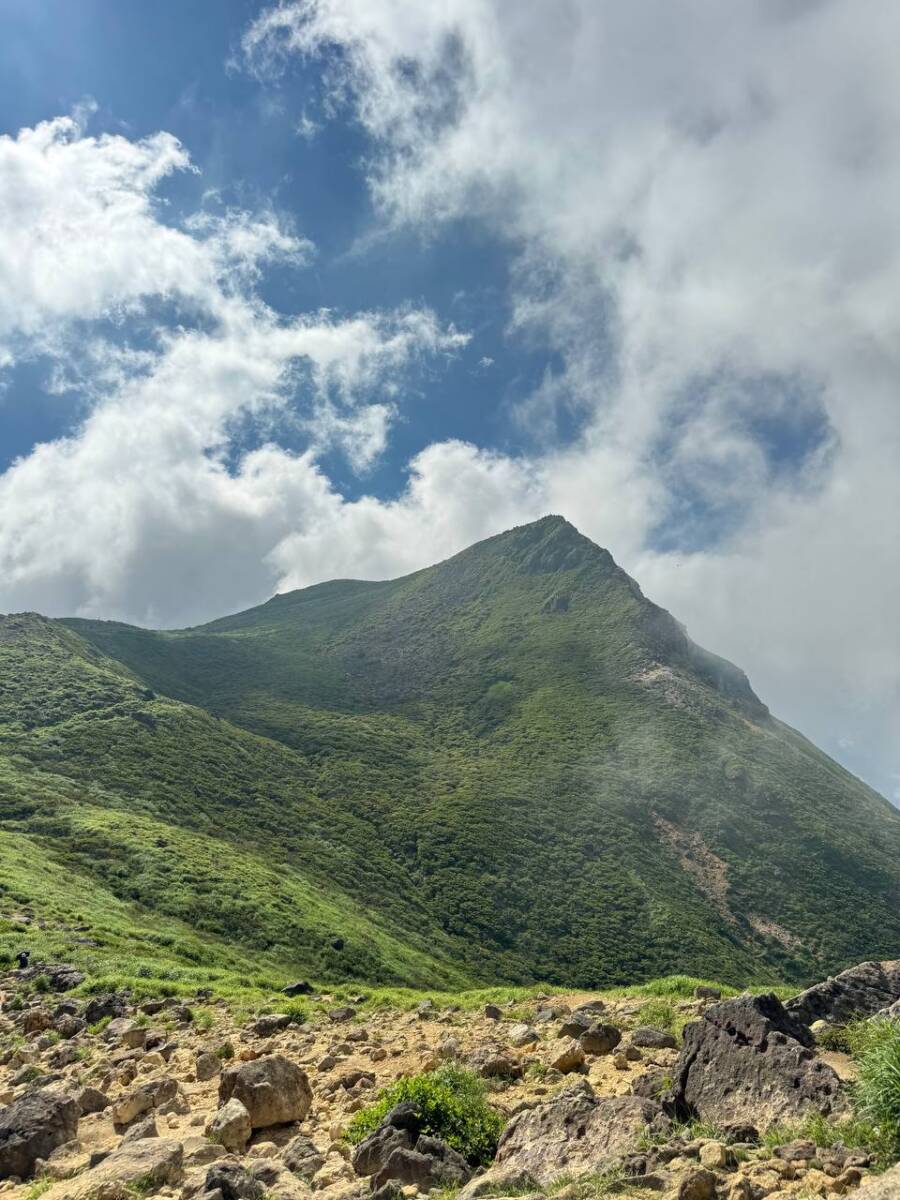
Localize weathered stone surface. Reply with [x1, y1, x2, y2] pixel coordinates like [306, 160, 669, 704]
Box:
[507, 1023, 539, 1047]
[282, 981, 313, 997]
[630, 1026, 677, 1050]
[67, 1137, 183, 1200]
[111, 1077, 178, 1130]
[218, 1055, 312, 1128]
[673, 993, 845, 1124]
[250, 1014, 291, 1038]
[370, 1135, 471, 1191]
[579, 1023, 621, 1056]
[205, 1160, 266, 1200]
[494, 1080, 668, 1185]
[854, 1162, 900, 1199]
[352, 1124, 413, 1177]
[75, 1086, 109, 1116]
[206, 1099, 252, 1153]
[786, 960, 900, 1025]
[0, 1088, 79, 1180]
[549, 1039, 585, 1073]
[196, 1051, 222, 1082]
[281, 1133, 325, 1181]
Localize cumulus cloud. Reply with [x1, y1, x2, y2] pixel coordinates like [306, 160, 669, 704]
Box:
[243, 0, 900, 796]
[0, 112, 465, 625]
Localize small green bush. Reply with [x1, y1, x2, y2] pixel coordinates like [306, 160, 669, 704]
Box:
[345, 1065, 504, 1166]
[815, 1025, 852, 1054]
[639, 999, 676, 1032]
[855, 1019, 900, 1159]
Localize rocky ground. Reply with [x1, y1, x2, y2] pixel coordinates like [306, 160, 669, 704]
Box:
[0, 961, 899, 1200]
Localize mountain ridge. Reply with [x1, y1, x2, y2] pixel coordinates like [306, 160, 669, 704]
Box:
[1, 516, 898, 991]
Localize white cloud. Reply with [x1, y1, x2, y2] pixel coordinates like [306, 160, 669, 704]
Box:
[244, 0, 900, 797]
[0, 112, 466, 626]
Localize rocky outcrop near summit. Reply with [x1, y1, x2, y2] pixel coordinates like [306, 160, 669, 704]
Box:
[786, 959, 900, 1025]
[0, 1089, 79, 1179]
[672, 993, 846, 1125]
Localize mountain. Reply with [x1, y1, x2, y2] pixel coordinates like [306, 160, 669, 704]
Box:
[1, 515, 899, 990]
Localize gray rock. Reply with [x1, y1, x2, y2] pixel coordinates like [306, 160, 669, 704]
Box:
[206, 1099, 252, 1153]
[579, 1023, 621, 1055]
[250, 1014, 291, 1038]
[121, 1116, 158, 1143]
[218, 1055, 312, 1129]
[371, 1136, 471, 1190]
[673, 993, 845, 1125]
[630, 1026, 677, 1049]
[854, 1162, 900, 1199]
[281, 1133, 325, 1180]
[65, 1137, 183, 1200]
[786, 960, 900, 1026]
[494, 1081, 667, 1185]
[196, 1051, 222, 1082]
[75, 1087, 109, 1116]
[353, 1125, 415, 1177]
[205, 1161, 266, 1200]
[282, 981, 313, 997]
[0, 1088, 80, 1180]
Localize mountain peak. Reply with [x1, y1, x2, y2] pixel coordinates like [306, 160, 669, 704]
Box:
[470, 513, 614, 577]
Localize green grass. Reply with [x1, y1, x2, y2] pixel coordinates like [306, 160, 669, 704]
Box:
[854, 1019, 900, 1162]
[1, 516, 899, 989]
[345, 1064, 504, 1166]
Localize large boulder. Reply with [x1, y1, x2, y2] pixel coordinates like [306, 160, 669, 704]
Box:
[0, 1088, 79, 1180]
[67, 1138, 183, 1200]
[786, 960, 900, 1026]
[218, 1055, 312, 1129]
[493, 1080, 667, 1185]
[672, 993, 845, 1125]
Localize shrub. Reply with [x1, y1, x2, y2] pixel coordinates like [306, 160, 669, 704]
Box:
[345, 1065, 504, 1166]
[855, 1018, 900, 1159]
[815, 1025, 852, 1054]
[639, 999, 676, 1032]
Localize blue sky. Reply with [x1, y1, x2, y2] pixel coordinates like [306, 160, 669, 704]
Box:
[1, 0, 899, 803]
[0, 0, 570, 498]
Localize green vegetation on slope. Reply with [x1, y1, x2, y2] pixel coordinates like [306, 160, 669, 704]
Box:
[0, 515, 897, 988]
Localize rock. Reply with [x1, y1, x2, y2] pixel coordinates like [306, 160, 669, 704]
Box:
[630, 1026, 677, 1050]
[549, 1039, 585, 1073]
[21, 1008, 53, 1035]
[579, 1023, 621, 1055]
[282, 981, 314, 997]
[111, 1077, 178, 1129]
[251, 1014, 291, 1038]
[352, 1125, 414, 1177]
[55, 1014, 86, 1040]
[121, 1116, 158, 1143]
[697, 1140, 731, 1169]
[370, 1136, 471, 1191]
[75, 1086, 109, 1116]
[83, 993, 128, 1025]
[458, 1168, 540, 1200]
[467, 1045, 523, 1079]
[558, 1013, 593, 1039]
[219, 1055, 312, 1128]
[66, 1137, 183, 1200]
[672, 993, 845, 1124]
[507, 1024, 539, 1047]
[183, 1137, 227, 1167]
[677, 1167, 718, 1200]
[205, 1161, 266, 1200]
[484, 1005, 502, 1020]
[328, 1007, 356, 1023]
[0, 1088, 80, 1180]
[206, 1099, 252, 1153]
[854, 1164, 900, 1198]
[693, 986, 722, 1001]
[494, 1081, 668, 1185]
[281, 1133, 325, 1180]
[197, 1051, 222, 1082]
[786, 960, 900, 1025]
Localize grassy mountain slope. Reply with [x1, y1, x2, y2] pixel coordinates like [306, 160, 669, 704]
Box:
[2, 516, 898, 988]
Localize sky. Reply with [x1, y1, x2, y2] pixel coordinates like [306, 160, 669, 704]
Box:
[1, 0, 899, 803]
